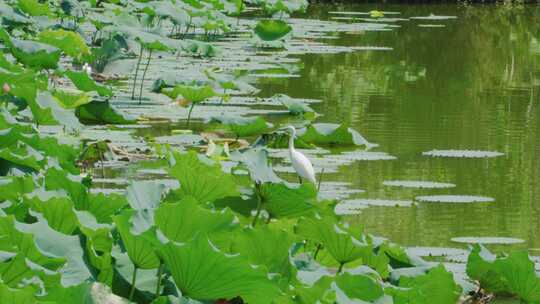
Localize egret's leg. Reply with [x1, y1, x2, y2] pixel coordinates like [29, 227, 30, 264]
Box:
[298, 176, 303, 184]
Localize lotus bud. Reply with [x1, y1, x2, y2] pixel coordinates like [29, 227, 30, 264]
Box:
[2, 83, 10, 94]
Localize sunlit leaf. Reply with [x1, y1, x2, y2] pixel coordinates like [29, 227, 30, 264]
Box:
[254, 20, 292, 41]
[38, 30, 90, 59]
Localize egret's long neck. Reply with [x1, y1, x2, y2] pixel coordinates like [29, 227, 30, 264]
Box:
[288, 130, 296, 153]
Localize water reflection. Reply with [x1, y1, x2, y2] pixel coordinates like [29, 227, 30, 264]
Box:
[258, 4, 540, 249]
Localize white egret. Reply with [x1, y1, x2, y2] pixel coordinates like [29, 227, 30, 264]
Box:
[82, 63, 92, 75]
[285, 126, 316, 184]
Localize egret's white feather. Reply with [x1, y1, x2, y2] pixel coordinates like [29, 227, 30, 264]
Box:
[285, 125, 317, 184]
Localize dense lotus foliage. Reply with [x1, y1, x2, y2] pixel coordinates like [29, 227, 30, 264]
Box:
[0, 0, 538, 303]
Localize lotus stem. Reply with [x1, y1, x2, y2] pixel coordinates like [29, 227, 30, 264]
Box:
[99, 146, 105, 178]
[139, 49, 153, 104]
[317, 168, 325, 193]
[313, 243, 322, 260]
[220, 88, 227, 105]
[236, 1, 243, 26]
[186, 103, 195, 128]
[155, 261, 163, 297]
[131, 46, 144, 100]
[337, 262, 344, 274]
[251, 184, 263, 227]
[182, 17, 192, 39]
[129, 265, 138, 301]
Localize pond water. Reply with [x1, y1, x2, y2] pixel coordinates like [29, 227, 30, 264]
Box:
[103, 3, 540, 252]
[256, 4, 540, 249]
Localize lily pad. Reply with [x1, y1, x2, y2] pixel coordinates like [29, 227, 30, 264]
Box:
[422, 149, 504, 158]
[383, 180, 456, 189]
[452, 237, 525, 245]
[415, 195, 494, 203]
[340, 199, 413, 208]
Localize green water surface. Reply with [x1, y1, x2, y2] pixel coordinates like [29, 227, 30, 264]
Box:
[257, 4, 540, 249]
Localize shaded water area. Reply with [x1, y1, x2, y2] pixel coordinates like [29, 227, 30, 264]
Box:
[257, 4, 540, 250]
[104, 3, 540, 252]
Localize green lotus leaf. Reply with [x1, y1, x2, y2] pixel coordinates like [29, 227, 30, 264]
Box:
[0, 70, 47, 107]
[0, 283, 37, 303]
[387, 265, 461, 304]
[295, 216, 369, 265]
[0, 2, 32, 24]
[259, 182, 317, 218]
[160, 235, 280, 303]
[28, 91, 82, 129]
[0, 52, 23, 73]
[41, 282, 129, 303]
[254, 20, 292, 41]
[126, 180, 165, 210]
[182, 40, 220, 58]
[10, 39, 61, 70]
[229, 147, 282, 184]
[38, 30, 90, 59]
[295, 271, 385, 303]
[379, 242, 424, 269]
[65, 71, 113, 97]
[14, 214, 93, 287]
[25, 195, 79, 235]
[75, 100, 136, 124]
[205, 69, 253, 92]
[52, 89, 93, 109]
[59, 0, 84, 17]
[336, 272, 384, 302]
[44, 168, 88, 208]
[298, 123, 375, 147]
[83, 192, 127, 224]
[114, 24, 178, 51]
[253, 130, 313, 149]
[0, 215, 65, 270]
[272, 94, 314, 115]
[165, 84, 216, 103]
[0, 124, 78, 174]
[17, 0, 50, 16]
[113, 210, 160, 269]
[0, 175, 34, 202]
[231, 226, 295, 285]
[77, 218, 114, 285]
[0, 142, 44, 173]
[167, 151, 239, 203]
[149, 1, 189, 25]
[211, 116, 273, 138]
[467, 244, 540, 302]
[0, 253, 61, 292]
[155, 196, 236, 244]
[262, 0, 308, 15]
[112, 245, 161, 298]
